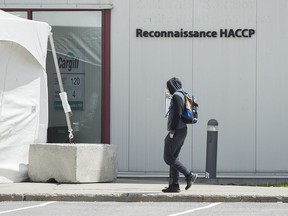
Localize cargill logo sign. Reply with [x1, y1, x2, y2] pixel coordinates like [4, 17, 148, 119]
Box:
[136, 28, 256, 38]
[58, 52, 80, 72]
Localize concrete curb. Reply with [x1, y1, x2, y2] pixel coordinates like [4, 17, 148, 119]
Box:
[1, 193, 287, 203]
[1, 179, 287, 203]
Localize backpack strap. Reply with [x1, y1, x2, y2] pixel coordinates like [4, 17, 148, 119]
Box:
[165, 90, 185, 118]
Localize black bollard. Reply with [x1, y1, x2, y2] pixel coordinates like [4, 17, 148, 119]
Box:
[205, 119, 218, 179]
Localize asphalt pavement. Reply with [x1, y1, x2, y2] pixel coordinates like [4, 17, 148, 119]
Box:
[0, 178, 288, 202]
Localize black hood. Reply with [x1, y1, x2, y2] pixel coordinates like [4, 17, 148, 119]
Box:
[167, 77, 182, 95]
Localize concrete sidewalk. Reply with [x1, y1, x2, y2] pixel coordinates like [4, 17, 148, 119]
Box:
[0, 178, 288, 202]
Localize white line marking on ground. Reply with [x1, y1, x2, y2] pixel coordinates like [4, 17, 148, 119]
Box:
[167, 202, 222, 216]
[0, 201, 56, 215]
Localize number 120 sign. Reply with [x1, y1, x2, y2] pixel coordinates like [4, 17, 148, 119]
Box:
[54, 74, 85, 110]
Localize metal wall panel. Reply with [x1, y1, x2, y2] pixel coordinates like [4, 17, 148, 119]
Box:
[110, 0, 130, 171]
[111, 0, 288, 175]
[256, 0, 288, 172]
[193, 0, 257, 173]
[128, 0, 193, 172]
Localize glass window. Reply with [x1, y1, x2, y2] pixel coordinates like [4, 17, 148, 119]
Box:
[7, 11, 28, 19]
[33, 11, 102, 143]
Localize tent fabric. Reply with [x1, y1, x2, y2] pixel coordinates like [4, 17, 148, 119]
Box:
[0, 10, 50, 68]
[0, 10, 51, 183]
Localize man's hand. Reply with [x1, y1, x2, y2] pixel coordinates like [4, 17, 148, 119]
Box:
[169, 131, 175, 139]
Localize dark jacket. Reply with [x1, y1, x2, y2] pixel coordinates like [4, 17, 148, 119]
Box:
[166, 78, 187, 132]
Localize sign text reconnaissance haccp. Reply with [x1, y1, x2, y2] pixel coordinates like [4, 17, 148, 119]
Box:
[136, 28, 256, 38]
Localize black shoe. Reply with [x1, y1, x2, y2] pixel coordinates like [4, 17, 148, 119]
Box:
[185, 172, 198, 190]
[162, 184, 180, 193]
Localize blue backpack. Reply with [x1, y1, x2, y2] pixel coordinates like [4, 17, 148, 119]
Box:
[166, 90, 198, 124]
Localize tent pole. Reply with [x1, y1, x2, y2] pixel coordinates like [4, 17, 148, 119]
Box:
[49, 33, 74, 143]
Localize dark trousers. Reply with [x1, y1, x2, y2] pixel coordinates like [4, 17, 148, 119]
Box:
[164, 127, 189, 185]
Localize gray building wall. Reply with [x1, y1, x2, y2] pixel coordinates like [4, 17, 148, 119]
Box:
[111, 0, 288, 177]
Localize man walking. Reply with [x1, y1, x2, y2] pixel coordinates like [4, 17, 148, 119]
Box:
[162, 77, 197, 193]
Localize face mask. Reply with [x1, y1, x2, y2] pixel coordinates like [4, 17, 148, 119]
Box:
[165, 87, 171, 98]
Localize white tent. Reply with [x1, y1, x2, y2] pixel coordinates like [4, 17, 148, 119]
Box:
[0, 10, 51, 183]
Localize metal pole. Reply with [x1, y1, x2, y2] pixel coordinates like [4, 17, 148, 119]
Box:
[49, 32, 74, 143]
[205, 119, 218, 179]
